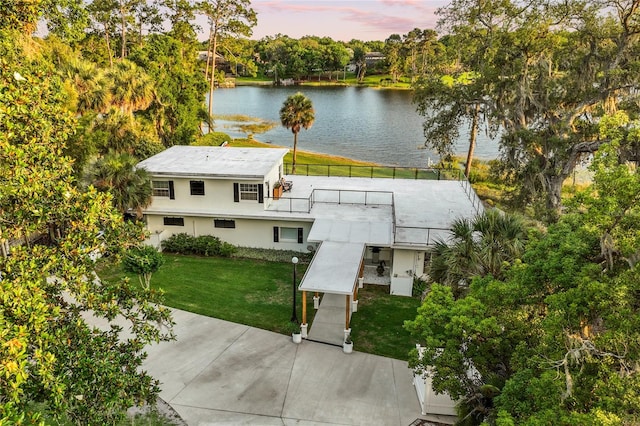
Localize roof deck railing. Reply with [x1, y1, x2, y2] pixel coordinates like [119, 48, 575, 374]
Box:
[393, 225, 451, 247]
[309, 188, 394, 208]
[268, 188, 394, 213]
[270, 166, 480, 245]
[283, 163, 464, 181]
[459, 179, 484, 215]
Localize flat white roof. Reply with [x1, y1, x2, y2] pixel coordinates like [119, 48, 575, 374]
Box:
[270, 175, 481, 248]
[307, 218, 392, 246]
[289, 176, 481, 294]
[138, 147, 484, 295]
[137, 146, 289, 179]
[298, 241, 365, 295]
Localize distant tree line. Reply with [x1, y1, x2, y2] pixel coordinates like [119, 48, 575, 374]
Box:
[2, 1, 640, 424]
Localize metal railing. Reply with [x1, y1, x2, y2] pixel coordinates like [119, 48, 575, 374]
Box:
[460, 179, 483, 215]
[393, 225, 451, 247]
[268, 188, 394, 213]
[309, 188, 394, 208]
[283, 163, 464, 181]
[269, 166, 482, 246]
[268, 195, 313, 213]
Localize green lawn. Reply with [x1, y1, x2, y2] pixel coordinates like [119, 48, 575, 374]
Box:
[227, 138, 380, 166]
[98, 253, 422, 360]
[284, 163, 460, 180]
[227, 138, 462, 181]
[351, 285, 422, 360]
[99, 254, 315, 335]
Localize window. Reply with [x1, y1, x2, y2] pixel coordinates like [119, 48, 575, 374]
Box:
[152, 181, 170, 197]
[239, 183, 258, 201]
[190, 180, 205, 196]
[214, 219, 236, 229]
[234, 183, 263, 203]
[280, 227, 298, 241]
[163, 217, 184, 226]
[273, 226, 303, 243]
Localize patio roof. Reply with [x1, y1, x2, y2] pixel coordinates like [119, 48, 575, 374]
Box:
[298, 241, 365, 295]
[307, 218, 392, 246]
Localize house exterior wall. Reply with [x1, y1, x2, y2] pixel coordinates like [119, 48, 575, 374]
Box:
[149, 175, 278, 213]
[264, 164, 283, 201]
[145, 214, 313, 251]
[390, 249, 425, 297]
[138, 147, 477, 300]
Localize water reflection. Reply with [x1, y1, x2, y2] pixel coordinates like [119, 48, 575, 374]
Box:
[209, 86, 499, 167]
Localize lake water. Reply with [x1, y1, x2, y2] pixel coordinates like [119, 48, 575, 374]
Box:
[209, 85, 500, 168]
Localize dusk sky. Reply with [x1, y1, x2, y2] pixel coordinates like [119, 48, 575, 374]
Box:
[246, 0, 449, 42]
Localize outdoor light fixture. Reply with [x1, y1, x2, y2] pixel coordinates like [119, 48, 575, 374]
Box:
[291, 256, 299, 323]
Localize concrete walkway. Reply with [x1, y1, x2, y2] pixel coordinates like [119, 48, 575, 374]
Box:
[307, 293, 350, 346]
[139, 308, 452, 426]
[306, 270, 392, 346]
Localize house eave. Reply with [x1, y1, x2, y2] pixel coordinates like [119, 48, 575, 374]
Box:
[148, 172, 266, 180]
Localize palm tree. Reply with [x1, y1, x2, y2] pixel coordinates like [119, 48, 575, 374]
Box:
[88, 152, 152, 217]
[92, 107, 164, 158]
[473, 209, 527, 277]
[279, 92, 315, 174]
[427, 209, 527, 297]
[64, 59, 111, 115]
[106, 59, 155, 114]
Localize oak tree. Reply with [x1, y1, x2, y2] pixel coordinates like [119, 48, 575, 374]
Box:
[0, 31, 173, 424]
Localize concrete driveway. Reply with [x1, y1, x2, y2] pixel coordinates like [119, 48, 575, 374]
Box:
[141, 308, 447, 425]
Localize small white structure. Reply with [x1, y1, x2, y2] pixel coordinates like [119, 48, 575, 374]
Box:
[413, 345, 458, 417]
[136, 145, 483, 298]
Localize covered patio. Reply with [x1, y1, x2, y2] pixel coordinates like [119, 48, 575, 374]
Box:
[299, 241, 365, 345]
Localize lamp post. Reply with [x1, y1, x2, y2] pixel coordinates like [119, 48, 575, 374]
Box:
[291, 256, 299, 323]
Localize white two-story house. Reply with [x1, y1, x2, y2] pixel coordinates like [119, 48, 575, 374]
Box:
[137, 145, 483, 301]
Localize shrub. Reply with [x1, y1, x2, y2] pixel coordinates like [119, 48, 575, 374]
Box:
[161, 233, 236, 257]
[219, 242, 237, 257]
[193, 235, 222, 256]
[161, 233, 193, 253]
[412, 274, 428, 299]
[284, 321, 301, 335]
[192, 132, 232, 146]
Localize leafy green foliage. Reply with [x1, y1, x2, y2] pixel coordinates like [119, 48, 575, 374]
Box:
[0, 0, 42, 33]
[232, 246, 313, 263]
[192, 131, 232, 146]
[426, 209, 527, 297]
[284, 321, 301, 334]
[0, 31, 173, 424]
[161, 233, 236, 257]
[406, 149, 640, 424]
[428, 0, 640, 221]
[128, 34, 207, 146]
[86, 151, 153, 215]
[123, 245, 165, 289]
[411, 274, 428, 299]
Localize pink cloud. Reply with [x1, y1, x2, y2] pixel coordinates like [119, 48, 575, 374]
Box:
[251, 0, 443, 40]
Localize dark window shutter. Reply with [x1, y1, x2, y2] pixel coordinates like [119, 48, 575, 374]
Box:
[233, 183, 239, 202]
[168, 181, 175, 200]
[258, 184, 264, 203]
[297, 228, 303, 243]
[273, 226, 279, 242]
